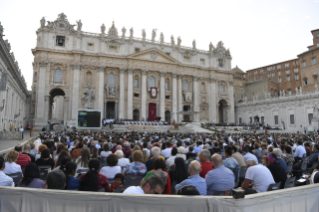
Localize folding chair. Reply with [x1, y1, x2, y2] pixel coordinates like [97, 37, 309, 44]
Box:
[267, 182, 281, 191]
[238, 166, 247, 183]
[123, 175, 144, 189]
[100, 157, 107, 167]
[286, 162, 293, 176]
[7, 172, 22, 186]
[307, 162, 319, 174]
[213, 190, 232, 196]
[284, 177, 296, 188]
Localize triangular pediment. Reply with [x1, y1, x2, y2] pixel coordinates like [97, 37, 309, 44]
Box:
[127, 47, 179, 64]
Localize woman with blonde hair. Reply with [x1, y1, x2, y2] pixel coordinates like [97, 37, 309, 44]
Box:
[4, 150, 22, 175]
[77, 148, 91, 169]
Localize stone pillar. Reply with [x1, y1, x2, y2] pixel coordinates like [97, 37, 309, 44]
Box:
[172, 74, 177, 122]
[118, 68, 125, 120]
[44, 95, 50, 122]
[63, 96, 69, 126]
[193, 76, 199, 122]
[96, 66, 105, 112]
[228, 81, 235, 122]
[177, 74, 183, 122]
[34, 61, 48, 129]
[127, 68, 134, 119]
[210, 78, 217, 123]
[115, 102, 118, 119]
[141, 70, 148, 121]
[160, 72, 165, 120]
[71, 63, 82, 124]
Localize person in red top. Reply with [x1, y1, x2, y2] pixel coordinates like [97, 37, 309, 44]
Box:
[199, 149, 213, 178]
[111, 173, 124, 192]
[80, 159, 110, 192]
[14, 145, 31, 167]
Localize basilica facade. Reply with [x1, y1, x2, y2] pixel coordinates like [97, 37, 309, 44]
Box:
[31, 13, 234, 129]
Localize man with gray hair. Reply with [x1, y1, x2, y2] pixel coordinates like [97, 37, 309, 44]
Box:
[205, 154, 235, 195]
[199, 149, 213, 178]
[115, 150, 130, 167]
[23, 144, 35, 162]
[145, 146, 165, 171]
[175, 160, 207, 195]
[273, 148, 287, 171]
[239, 159, 275, 194]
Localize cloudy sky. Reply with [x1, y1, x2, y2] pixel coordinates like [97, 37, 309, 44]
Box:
[1, 0, 318, 89]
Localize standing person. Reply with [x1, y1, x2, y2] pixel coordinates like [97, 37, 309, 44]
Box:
[19, 126, 24, 140]
[30, 125, 33, 137]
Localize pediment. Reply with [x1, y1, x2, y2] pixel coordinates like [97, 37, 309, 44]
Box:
[127, 48, 179, 64]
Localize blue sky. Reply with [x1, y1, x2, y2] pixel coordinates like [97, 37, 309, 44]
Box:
[0, 0, 318, 89]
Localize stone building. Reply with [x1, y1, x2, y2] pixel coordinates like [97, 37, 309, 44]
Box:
[0, 22, 30, 131]
[232, 66, 245, 103]
[31, 13, 235, 129]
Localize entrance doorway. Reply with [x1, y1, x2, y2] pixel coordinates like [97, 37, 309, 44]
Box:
[183, 105, 191, 121]
[165, 111, 171, 122]
[49, 88, 65, 123]
[106, 102, 115, 119]
[148, 103, 157, 121]
[218, 99, 228, 123]
[133, 109, 140, 121]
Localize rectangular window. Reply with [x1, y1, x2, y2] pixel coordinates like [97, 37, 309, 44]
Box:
[244, 75, 246, 78]
[286, 76, 290, 81]
[249, 117, 252, 124]
[255, 77, 258, 81]
[218, 59, 224, 67]
[277, 65, 281, 69]
[294, 68, 299, 72]
[312, 58, 316, 64]
[134, 93, 139, 97]
[165, 82, 169, 90]
[165, 95, 170, 99]
[309, 113, 313, 124]
[254, 71, 257, 75]
[249, 79, 252, 83]
[135, 48, 140, 53]
[261, 116, 264, 124]
[56, 36, 65, 47]
[274, 115, 278, 125]
[200, 58, 205, 65]
[285, 63, 289, 67]
[295, 74, 299, 80]
[272, 73, 275, 77]
[290, 114, 295, 125]
[317, 43, 319, 47]
[184, 56, 190, 62]
[278, 77, 282, 82]
[166, 52, 170, 56]
[278, 72, 281, 76]
[260, 69, 264, 74]
[248, 73, 251, 76]
[239, 118, 242, 124]
[286, 70, 290, 74]
[293, 61, 298, 65]
[134, 79, 139, 88]
[109, 45, 118, 52]
[87, 43, 94, 51]
[302, 61, 306, 67]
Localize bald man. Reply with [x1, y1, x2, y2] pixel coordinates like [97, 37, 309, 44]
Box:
[175, 160, 207, 195]
[205, 154, 235, 195]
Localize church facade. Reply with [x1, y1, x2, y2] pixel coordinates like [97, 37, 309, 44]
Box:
[31, 13, 234, 129]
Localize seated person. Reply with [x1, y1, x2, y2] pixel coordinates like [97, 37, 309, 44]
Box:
[177, 185, 200, 195]
[0, 155, 14, 187]
[100, 154, 121, 179]
[18, 163, 45, 188]
[3, 150, 22, 175]
[308, 144, 319, 168]
[45, 170, 66, 190]
[64, 161, 80, 190]
[123, 175, 164, 194]
[239, 159, 275, 194]
[111, 173, 124, 192]
[242, 145, 258, 164]
[265, 153, 287, 189]
[124, 150, 147, 176]
[35, 148, 55, 169]
[14, 145, 31, 168]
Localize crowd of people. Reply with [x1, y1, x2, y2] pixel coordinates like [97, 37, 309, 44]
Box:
[1, 130, 319, 196]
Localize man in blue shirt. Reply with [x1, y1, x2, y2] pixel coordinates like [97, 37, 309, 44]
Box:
[294, 140, 306, 159]
[175, 160, 207, 195]
[205, 154, 235, 195]
[308, 144, 319, 168]
[242, 146, 258, 164]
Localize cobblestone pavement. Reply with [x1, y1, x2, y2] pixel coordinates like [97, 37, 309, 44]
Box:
[0, 132, 37, 151]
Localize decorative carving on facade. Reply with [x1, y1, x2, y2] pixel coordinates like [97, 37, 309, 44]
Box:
[76, 20, 82, 32]
[108, 22, 118, 39]
[192, 40, 196, 50]
[105, 84, 117, 98]
[121, 27, 126, 38]
[142, 29, 146, 41]
[4, 40, 11, 51]
[101, 24, 106, 34]
[183, 91, 192, 102]
[177, 37, 182, 47]
[82, 84, 95, 109]
[45, 13, 76, 33]
[39, 61, 48, 68]
[129, 27, 134, 38]
[150, 50, 157, 60]
[151, 29, 157, 42]
[0, 22, 3, 36]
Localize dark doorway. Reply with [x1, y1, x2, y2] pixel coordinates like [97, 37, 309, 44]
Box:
[106, 102, 115, 119]
[183, 105, 191, 121]
[218, 99, 228, 123]
[165, 111, 171, 122]
[148, 103, 157, 121]
[133, 109, 140, 121]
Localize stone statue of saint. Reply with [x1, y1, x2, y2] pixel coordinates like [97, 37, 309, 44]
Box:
[142, 29, 146, 40]
[300, 86, 303, 94]
[101, 24, 106, 34]
[77, 20, 82, 32]
[130, 27, 134, 38]
[82, 84, 95, 109]
[122, 27, 126, 37]
[295, 87, 298, 94]
[279, 90, 282, 97]
[315, 84, 318, 92]
[192, 40, 196, 50]
[171, 35, 175, 46]
[40, 17, 45, 28]
[268, 92, 271, 98]
[160, 32, 164, 43]
[177, 36, 181, 46]
[152, 29, 157, 41]
[314, 104, 319, 119]
[209, 42, 214, 52]
[282, 90, 285, 97]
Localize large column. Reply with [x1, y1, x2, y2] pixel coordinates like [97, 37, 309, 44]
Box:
[177, 74, 183, 122]
[172, 74, 177, 122]
[118, 68, 125, 120]
[141, 70, 148, 121]
[160, 72, 165, 120]
[127, 68, 134, 119]
[35, 61, 48, 128]
[96, 66, 105, 112]
[210, 78, 217, 123]
[44, 95, 50, 122]
[193, 76, 199, 122]
[71, 63, 82, 123]
[228, 81, 235, 122]
[63, 96, 69, 126]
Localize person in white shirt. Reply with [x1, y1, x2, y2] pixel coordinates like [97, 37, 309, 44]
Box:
[294, 140, 307, 159]
[161, 142, 172, 158]
[3, 150, 22, 175]
[19, 126, 24, 140]
[142, 142, 150, 158]
[239, 159, 275, 194]
[166, 147, 177, 168]
[99, 154, 121, 179]
[100, 143, 112, 158]
[123, 175, 165, 194]
[0, 156, 14, 187]
[115, 150, 130, 167]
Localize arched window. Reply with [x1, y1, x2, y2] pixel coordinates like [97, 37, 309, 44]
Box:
[219, 84, 225, 94]
[54, 69, 62, 82]
[149, 76, 155, 87]
[165, 79, 170, 90]
[201, 82, 206, 92]
[86, 71, 92, 85]
[184, 80, 189, 91]
[108, 73, 115, 85]
[134, 77, 139, 88]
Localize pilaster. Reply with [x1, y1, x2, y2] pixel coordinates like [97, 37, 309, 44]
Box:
[141, 69, 148, 121]
[127, 68, 134, 119]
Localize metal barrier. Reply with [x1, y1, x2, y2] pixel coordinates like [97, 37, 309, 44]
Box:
[0, 135, 39, 161]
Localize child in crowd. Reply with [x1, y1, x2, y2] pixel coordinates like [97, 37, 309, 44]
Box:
[111, 173, 124, 192]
